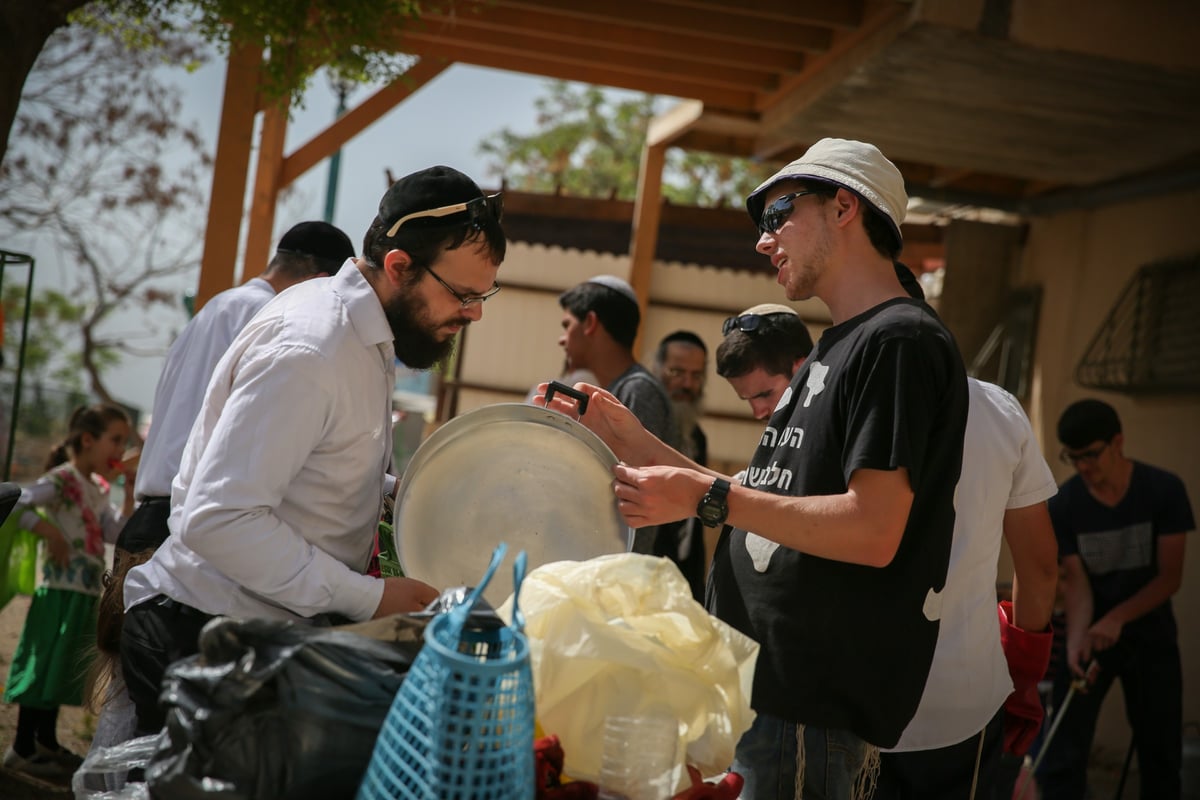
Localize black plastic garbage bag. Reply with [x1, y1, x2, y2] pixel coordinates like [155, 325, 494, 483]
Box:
[145, 615, 424, 800]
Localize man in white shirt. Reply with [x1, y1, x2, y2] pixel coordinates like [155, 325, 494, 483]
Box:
[118, 221, 355, 554]
[120, 165, 507, 736]
[874, 267, 1060, 800]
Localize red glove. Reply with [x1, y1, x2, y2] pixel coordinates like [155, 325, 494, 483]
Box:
[535, 735, 599, 800]
[671, 766, 744, 799]
[997, 600, 1053, 756]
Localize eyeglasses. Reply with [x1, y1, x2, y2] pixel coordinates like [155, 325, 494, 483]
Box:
[424, 264, 501, 308]
[386, 193, 504, 237]
[1059, 442, 1109, 465]
[757, 190, 818, 235]
[722, 312, 789, 336]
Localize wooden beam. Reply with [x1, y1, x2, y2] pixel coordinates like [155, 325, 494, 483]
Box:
[649, 0, 865, 29]
[495, 0, 833, 52]
[279, 57, 449, 188]
[396, 41, 758, 112]
[647, 100, 761, 152]
[397, 28, 779, 92]
[629, 141, 667, 357]
[243, 98, 290, 286]
[754, 0, 913, 155]
[197, 42, 262, 311]
[416, 7, 806, 73]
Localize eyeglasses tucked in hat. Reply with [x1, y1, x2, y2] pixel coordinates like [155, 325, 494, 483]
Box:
[386, 193, 503, 237]
[722, 310, 797, 336]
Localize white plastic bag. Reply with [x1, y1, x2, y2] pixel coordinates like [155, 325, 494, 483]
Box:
[502, 553, 758, 790]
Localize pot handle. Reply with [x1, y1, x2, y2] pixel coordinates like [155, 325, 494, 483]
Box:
[544, 380, 589, 415]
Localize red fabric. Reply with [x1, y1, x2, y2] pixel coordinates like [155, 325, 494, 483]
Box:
[997, 600, 1053, 755]
[535, 735, 598, 800]
[671, 766, 744, 799]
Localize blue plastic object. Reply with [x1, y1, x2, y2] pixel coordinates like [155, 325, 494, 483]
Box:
[357, 543, 535, 800]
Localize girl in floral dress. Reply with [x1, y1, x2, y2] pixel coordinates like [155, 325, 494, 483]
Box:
[3, 403, 136, 778]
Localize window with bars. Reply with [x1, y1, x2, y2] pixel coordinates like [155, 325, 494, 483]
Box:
[1076, 255, 1200, 394]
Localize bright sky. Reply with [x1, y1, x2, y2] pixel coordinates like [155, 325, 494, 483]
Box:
[18, 55, 623, 414]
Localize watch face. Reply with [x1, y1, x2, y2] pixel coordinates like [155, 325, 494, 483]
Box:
[698, 494, 728, 526]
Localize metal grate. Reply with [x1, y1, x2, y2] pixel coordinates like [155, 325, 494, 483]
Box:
[1076, 255, 1200, 394]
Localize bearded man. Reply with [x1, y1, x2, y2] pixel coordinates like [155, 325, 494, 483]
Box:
[120, 166, 506, 736]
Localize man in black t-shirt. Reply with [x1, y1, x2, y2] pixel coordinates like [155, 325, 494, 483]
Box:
[1036, 399, 1193, 800]
[542, 138, 968, 800]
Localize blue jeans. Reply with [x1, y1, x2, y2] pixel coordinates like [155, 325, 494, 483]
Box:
[733, 713, 875, 800]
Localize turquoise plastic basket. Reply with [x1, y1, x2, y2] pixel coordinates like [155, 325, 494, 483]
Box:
[357, 543, 535, 800]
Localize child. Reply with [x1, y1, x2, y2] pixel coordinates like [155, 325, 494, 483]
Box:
[3, 403, 136, 778]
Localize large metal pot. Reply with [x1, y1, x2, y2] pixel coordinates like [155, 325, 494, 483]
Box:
[394, 384, 632, 606]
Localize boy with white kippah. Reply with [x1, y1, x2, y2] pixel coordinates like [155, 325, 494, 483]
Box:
[556, 274, 680, 556]
[540, 138, 969, 800]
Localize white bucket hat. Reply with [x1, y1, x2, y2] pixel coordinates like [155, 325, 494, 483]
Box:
[746, 138, 907, 248]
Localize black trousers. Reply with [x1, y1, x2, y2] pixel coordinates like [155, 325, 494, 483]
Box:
[115, 496, 172, 553]
[120, 594, 214, 737]
[1034, 635, 1182, 800]
[875, 708, 1005, 800]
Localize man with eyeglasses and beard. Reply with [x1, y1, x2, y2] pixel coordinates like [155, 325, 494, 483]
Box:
[1034, 399, 1193, 800]
[652, 330, 710, 599]
[119, 165, 506, 737]
[538, 138, 969, 799]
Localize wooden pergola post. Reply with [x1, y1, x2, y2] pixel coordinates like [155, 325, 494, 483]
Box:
[242, 98, 291, 282]
[627, 140, 666, 358]
[195, 41, 263, 312]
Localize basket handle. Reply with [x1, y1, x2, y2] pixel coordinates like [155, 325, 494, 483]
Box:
[447, 542, 508, 632]
[510, 550, 528, 634]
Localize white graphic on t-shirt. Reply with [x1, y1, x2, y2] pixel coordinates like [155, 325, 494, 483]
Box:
[922, 586, 944, 621]
[803, 361, 829, 407]
[760, 427, 778, 448]
[744, 532, 779, 572]
[776, 385, 793, 413]
[746, 462, 793, 491]
[1077, 523, 1153, 575]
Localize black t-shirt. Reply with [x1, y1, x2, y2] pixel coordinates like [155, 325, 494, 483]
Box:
[1049, 461, 1194, 643]
[706, 298, 968, 748]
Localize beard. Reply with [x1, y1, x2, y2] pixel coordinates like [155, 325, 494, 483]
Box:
[383, 288, 466, 369]
[672, 399, 702, 461]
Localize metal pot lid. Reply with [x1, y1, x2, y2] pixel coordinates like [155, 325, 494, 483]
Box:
[395, 402, 632, 606]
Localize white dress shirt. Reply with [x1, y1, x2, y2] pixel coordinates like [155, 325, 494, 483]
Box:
[135, 277, 276, 500]
[889, 378, 1058, 750]
[125, 261, 395, 622]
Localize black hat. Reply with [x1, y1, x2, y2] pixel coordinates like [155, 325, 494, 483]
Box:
[377, 165, 486, 235]
[276, 221, 355, 265]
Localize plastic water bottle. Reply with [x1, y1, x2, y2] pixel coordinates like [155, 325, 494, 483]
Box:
[598, 711, 679, 800]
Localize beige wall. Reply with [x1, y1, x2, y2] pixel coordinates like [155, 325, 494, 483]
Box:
[1019, 187, 1200, 753]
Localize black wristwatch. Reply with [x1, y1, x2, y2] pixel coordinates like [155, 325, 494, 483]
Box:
[696, 478, 731, 528]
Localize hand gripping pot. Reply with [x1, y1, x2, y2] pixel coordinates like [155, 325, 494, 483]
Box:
[357, 543, 535, 800]
[395, 383, 632, 607]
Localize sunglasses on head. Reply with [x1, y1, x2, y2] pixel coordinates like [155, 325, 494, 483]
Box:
[386, 192, 504, 237]
[757, 190, 818, 235]
[722, 312, 790, 336]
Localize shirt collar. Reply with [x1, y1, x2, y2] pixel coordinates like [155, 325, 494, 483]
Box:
[332, 259, 393, 348]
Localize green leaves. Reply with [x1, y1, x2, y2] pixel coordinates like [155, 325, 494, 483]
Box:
[478, 80, 774, 207]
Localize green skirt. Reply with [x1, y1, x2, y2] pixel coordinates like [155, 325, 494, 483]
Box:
[3, 586, 98, 708]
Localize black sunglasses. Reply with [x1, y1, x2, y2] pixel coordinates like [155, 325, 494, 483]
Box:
[722, 312, 790, 336]
[386, 192, 504, 237]
[758, 190, 817, 235]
